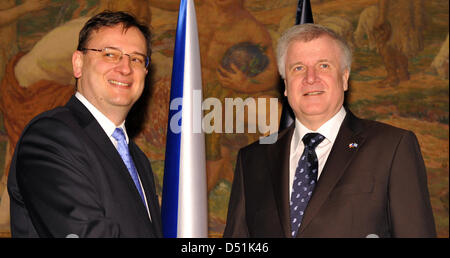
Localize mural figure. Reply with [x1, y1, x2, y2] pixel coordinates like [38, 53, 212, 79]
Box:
[430, 33, 449, 79]
[196, 0, 280, 192]
[374, 0, 425, 87]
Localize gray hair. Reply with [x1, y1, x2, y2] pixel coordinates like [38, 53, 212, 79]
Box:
[276, 23, 352, 79]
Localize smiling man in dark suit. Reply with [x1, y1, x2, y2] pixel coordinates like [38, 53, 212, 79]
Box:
[8, 11, 162, 237]
[224, 24, 436, 238]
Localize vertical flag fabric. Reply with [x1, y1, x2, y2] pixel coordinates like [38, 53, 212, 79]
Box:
[295, 0, 314, 25]
[161, 0, 208, 238]
[279, 0, 314, 131]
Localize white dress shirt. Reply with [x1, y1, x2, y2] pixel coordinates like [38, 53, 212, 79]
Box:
[75, 92, 152, 220]
[289, 107, 346, 201]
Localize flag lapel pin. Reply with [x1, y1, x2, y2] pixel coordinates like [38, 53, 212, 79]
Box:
[348, 142, 358, 149]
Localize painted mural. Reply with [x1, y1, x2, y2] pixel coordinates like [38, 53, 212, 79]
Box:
[0, 0, 448, 238]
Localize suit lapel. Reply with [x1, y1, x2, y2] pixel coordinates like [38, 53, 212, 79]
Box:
[268, 126, 295, 238]
[65, 96, 126, 172]
[298, 111, 366, 235]
[129, 144, 163, 237]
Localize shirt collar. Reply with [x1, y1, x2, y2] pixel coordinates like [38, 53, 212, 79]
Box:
[292, 106, 346, 152]
[75, 92, 129, 144]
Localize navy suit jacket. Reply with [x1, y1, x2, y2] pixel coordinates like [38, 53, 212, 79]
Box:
[8, 96, 163, 237]
[224, 110, 436, 237]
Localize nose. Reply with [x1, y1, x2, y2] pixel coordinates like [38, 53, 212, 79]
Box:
[114, 55, 132, 75]
[304, 67, 316, 84]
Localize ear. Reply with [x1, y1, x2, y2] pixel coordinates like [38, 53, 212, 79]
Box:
[284, 79, 288, 96]
[342, 69, 350, 91]
[72, 51, 83, 79]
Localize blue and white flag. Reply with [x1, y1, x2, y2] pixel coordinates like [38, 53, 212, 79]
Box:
[161, 0, 208, 238]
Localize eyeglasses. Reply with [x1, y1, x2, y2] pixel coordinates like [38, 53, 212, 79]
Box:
[80, 47, 149, 69]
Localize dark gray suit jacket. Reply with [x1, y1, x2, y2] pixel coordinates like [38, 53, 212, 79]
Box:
[8, 96, 163, 237]
[224, 110, 436, 237]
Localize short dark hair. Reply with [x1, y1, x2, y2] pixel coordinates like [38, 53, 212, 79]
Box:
[77, 11, 152, 58]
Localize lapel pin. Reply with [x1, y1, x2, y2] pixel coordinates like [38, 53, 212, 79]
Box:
[348, 142, 358, 149]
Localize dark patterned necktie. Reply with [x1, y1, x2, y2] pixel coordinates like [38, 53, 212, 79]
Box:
[290, 133, 325, 237]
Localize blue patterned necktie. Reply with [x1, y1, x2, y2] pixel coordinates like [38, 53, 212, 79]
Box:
[290, 133, 325, 237]
[112, 128, 147, 208]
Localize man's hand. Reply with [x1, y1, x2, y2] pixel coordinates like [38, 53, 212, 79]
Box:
[217, 63, 249, 92]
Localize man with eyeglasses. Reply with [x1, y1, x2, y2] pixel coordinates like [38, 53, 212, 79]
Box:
[7, 11, 163, 238]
